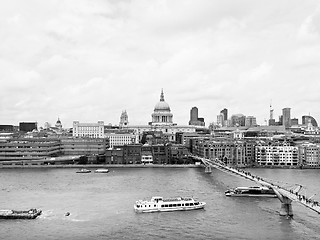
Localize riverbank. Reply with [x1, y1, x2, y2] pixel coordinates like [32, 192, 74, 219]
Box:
[1, 164, 319, 169]
[0, 164, 202, 169]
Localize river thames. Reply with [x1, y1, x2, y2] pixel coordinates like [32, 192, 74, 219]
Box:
[0, 167, 320, 240]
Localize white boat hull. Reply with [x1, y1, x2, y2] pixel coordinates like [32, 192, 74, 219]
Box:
[94, 169, 109, 173]
[225, 193, 277, 198]
[134, 197, 206, 213]
[135, 204, 205, 213]
[225, 186, 277, 198]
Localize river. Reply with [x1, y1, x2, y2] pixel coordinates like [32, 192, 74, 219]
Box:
[0, 167, 319, 240]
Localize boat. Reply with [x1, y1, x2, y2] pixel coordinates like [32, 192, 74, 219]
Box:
[0, 209, 42, 219]
[94, 168, 109, 173]
[76, 168, 91, 173]
[225, 186, 277, 197]
[134, 196, 206, 213]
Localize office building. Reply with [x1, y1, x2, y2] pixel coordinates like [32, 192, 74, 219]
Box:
[282, 108, 291, 129]
[189, 107, 205, 126]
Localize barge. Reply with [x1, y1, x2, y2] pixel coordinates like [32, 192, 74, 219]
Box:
[0, 209, 42, 219]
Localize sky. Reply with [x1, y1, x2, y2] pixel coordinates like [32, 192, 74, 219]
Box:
[1, 0, 320, 128]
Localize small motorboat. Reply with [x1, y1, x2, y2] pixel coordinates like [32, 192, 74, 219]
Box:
[76, 168, 91, 173]
[94, 168, 109, 173]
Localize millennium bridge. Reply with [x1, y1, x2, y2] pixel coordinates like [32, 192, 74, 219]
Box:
[191, 155, 320, 217]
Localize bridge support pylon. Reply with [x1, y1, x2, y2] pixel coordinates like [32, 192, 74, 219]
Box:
[279, 197, 293, 217]
[205, 165, 212, 174]
[272, 188, 294, 217]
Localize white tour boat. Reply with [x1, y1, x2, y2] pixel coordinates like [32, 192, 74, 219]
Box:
[225, 186, 277, 198]
[134, 196, 206, 213]
[94, 168, 109, 173]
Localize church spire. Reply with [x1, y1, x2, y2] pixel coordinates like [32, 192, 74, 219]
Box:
[160, 89, 164, 102]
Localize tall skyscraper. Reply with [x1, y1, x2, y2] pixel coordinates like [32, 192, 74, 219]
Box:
[189, 106, 205, 126]
[189, 107, 198, 123]
[220, 108, 228, 126]
[282, 108, 291, 129]
[220, 108, 228, 122]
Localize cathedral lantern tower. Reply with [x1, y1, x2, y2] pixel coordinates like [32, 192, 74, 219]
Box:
[151, 89, 173, 125]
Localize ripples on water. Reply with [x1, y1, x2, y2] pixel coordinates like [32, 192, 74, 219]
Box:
[0, 167, 320, 240]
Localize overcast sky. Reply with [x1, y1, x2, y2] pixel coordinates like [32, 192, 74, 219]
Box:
[1, 0, 320, 128]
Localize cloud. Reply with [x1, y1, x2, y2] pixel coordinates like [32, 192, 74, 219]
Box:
[1, 0, 320, 127]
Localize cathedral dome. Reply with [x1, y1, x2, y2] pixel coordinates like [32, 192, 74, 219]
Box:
[151, 89, 173, 125]
[154, 101, 170, 111]
[154, 90, 171, 112]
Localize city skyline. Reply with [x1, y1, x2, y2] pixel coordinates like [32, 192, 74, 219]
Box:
[1, 1, 320, 127]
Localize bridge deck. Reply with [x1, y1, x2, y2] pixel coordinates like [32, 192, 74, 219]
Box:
[192, 155, 320, 214]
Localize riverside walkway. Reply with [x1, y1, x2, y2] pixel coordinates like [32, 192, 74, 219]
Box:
[191, 155, 320, 216]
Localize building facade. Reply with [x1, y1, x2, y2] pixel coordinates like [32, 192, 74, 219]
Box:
[299, 143, 320, 167]
[245, 116, 257, 127]
[60, 138, 107, 156]
[105, 132, 136, 148]
[255, 141, 299, 166]
[231, 114, 246, 127]
[0, 138, 61, 162]
[302, 115, 318, 127]
[73, 121, 104, 138]
[190, 138, 253, 166]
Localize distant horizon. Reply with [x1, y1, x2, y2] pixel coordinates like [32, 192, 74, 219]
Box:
[3, 106, 318, 130]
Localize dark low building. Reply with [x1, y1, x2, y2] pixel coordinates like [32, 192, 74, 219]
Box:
[105, 148, 124, 164]
[168, 144, 190, 164]
[0, 125, 14, 132]
[19, 122, 37, 132]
